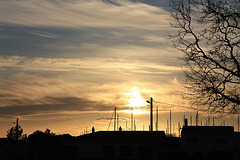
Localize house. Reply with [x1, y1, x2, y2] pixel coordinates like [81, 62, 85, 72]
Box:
[181, 126, 236, 160]
[65, 131, 181, 160]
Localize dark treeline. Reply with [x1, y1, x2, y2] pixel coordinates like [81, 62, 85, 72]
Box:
[1, 128, 76, 160]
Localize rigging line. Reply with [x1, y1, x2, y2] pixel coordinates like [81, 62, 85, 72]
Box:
[107, 108, 115, 131]
[158, 116, 167, 128]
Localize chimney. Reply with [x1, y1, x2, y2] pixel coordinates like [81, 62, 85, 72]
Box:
[92, 127, 95, 133]
[184, 118, 188, 126]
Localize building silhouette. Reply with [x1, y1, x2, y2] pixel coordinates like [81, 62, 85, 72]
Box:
[1, 126, 240, 160]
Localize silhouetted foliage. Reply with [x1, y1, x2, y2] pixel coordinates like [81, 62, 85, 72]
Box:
[6, 125, 24, 140]
[170, 0, 240, 115]
[45, 128, 56, 136]
[27, 129, 65, 160]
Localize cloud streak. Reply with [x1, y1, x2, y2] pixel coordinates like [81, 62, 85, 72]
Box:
[0, 56, 181, 72]
[0, 71, 184, 115]
[0, 0, 169, 29]
[0, 96, 113, 117]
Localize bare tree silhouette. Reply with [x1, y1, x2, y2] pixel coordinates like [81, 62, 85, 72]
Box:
[169, 0, 240, 115]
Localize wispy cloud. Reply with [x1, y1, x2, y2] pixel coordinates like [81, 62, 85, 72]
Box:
[0, 0, 169, 29]
[26, 30, 58, 38]
[0, 96, 113, 117]
[0, 56, 181, 72]
[0, 71, 185, 114]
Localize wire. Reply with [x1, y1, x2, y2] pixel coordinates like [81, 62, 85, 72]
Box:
[153, 100, 208, 112]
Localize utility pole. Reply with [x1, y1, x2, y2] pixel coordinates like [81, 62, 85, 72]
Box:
[146, 97, 153, 131]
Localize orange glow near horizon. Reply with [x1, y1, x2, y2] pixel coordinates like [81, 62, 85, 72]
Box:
[121, 109, 149, 115]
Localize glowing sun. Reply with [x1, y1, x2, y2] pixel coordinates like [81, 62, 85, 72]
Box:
[125, 91, 147, 108]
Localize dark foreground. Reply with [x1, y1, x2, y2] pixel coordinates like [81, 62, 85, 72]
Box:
[1, 126, 240, 160]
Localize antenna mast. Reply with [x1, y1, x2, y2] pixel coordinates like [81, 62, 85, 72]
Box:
[114, 107, 117, 131]
[170, 110, 172, 135]
[196, 111, 198, 126]
[156, 106, 158, 131]
[131, 106, 133, 131]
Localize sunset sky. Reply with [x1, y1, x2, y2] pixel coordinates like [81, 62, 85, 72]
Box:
[0, 0, 239, 137]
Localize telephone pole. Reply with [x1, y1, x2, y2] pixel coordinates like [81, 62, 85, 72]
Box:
[146, 97, 153, 131]
[149, 97, 153, 131]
